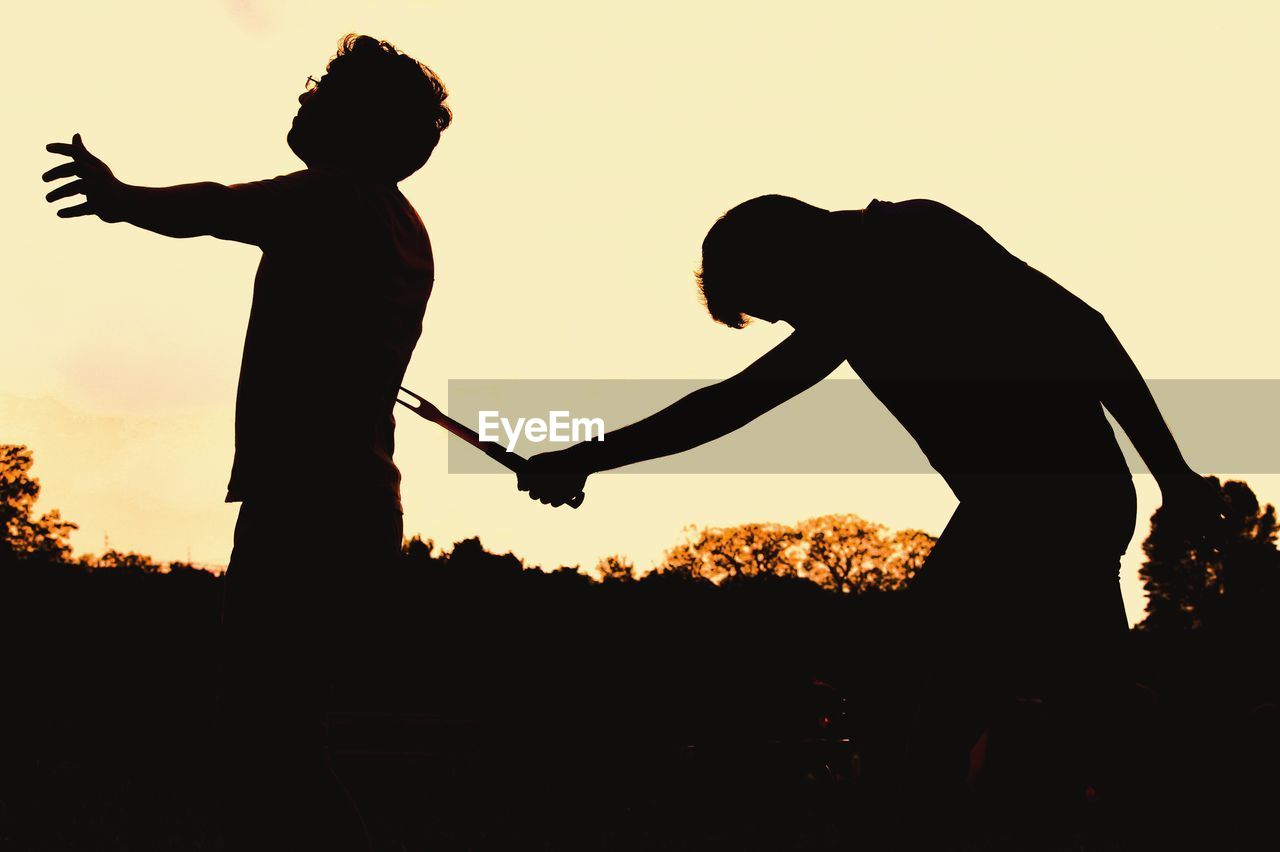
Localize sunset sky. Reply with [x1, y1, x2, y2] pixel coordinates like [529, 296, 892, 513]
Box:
[5, 1, 1279, 625]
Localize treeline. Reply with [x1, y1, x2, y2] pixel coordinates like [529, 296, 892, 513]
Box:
[10, 440, 1280, 640]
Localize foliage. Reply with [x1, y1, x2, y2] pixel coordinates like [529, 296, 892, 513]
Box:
[77, 549, 161, 572]
[797, 515, 935, 593]
[0, 444, 78, 564]
[1138, 478, 1280, 632]
[402, 534, 438, 562]
[660, 513, 935, 592]
[595, 554, 636, 583]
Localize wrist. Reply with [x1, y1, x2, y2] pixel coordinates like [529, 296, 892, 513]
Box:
[1155, 462, 1198, 490]
[561, 440, 603, 474]
[110, 182, 140, 223]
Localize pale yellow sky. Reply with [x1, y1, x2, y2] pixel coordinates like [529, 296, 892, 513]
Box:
[4, 1, 1278, 624]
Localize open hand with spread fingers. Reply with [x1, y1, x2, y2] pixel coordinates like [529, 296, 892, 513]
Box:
[44, 133, 130, 222]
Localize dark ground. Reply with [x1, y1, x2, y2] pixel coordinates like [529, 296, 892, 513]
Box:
[2, 550, 1277, 850]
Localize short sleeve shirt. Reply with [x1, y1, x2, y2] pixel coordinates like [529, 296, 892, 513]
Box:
[217, 168, 434, 512]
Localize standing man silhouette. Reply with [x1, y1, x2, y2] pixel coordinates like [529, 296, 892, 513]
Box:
[519, 195, 1220, 830]
[44, 34, 451, 850]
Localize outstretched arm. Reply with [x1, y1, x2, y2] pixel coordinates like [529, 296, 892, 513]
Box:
[44, 134, 291, 245]
[519, 329, 846, 505]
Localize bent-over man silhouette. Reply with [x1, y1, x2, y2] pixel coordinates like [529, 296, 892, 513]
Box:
[44, 34, 450, 850]
[519, 195, 1220, 833]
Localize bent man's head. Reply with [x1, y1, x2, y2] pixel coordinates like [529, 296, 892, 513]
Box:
[696, 195, 832, 328]
[289, 34, 452, 183]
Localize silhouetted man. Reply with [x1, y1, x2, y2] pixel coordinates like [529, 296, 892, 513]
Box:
[44, 34, 451, 850]
[519, 195, 1219, 831]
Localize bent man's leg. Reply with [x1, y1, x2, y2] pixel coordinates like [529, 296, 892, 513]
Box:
[900, 491, 1137, 843]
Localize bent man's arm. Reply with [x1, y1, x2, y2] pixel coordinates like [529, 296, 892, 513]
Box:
[1081, 307, 1226, 541]
[583, 331, 845, 471]
[1082, 308, 1196, 485]
[520, 330, 846, 504]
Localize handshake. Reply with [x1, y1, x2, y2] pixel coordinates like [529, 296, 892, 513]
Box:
[516, 449, 592, 509]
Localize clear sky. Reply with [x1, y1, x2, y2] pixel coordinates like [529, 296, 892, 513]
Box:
[5, 1, 1278, 624]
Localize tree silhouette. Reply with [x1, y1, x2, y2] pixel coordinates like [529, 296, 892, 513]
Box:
[0, 444, 77, 564]
[446, 536, 525, 581]
[798, 515, 935, 593]
[402, 533, 439, 564]
[662, 521, 804, 583]
[1138, 478, 1280, 632]
[595, 554, 636, 583]
[660, 514, 935, 592]
[79, 549, 161, 572]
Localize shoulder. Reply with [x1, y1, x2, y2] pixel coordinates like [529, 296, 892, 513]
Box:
[270, 167, 380, 198]
[872, 198, 973, 228]
[873, 198, 1014, 256]
[227, 168, 341, 207]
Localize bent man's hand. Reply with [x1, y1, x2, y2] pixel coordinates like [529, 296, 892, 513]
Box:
[1158, 471, 1225, 555]
[44, 134, 129, 222]
[518, 450, 589, 508]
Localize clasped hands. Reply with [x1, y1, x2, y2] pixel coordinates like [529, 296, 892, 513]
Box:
[517, 449, 591, 508]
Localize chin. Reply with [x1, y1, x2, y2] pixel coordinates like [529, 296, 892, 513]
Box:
[286, 127, 315, 167]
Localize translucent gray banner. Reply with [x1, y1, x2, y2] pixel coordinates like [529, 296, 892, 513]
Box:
[439, 379, 1280, 474]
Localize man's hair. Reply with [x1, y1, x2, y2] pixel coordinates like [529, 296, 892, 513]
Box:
[696, 195, 828, 328]
[320, 34, 452, 181]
